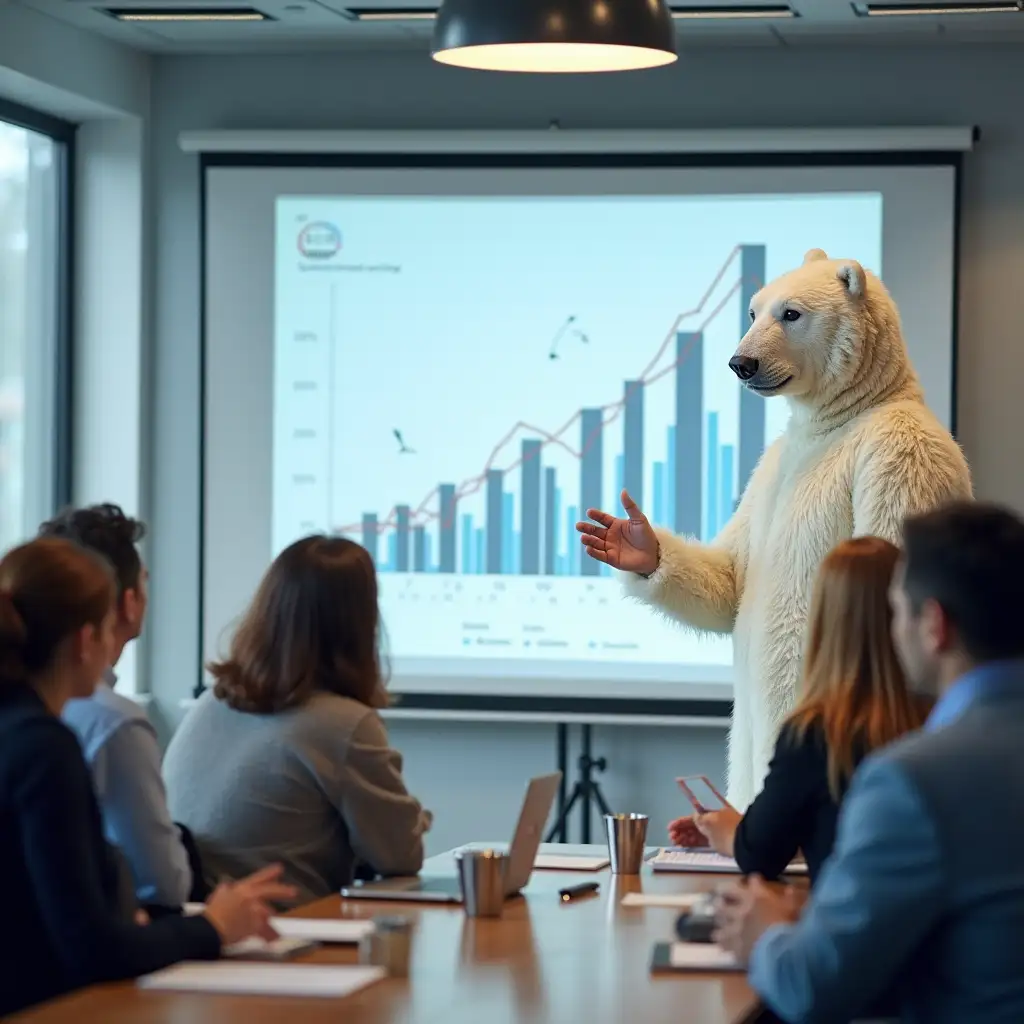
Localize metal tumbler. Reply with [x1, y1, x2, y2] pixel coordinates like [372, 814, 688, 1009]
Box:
[357, 915, 413, 978]
[454, 849, 507, 918]
[604, 813, 649, 874]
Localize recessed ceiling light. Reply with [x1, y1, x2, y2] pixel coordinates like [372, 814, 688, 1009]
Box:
[852, 1, 1021, 14]
[670, 5, 796, 18]
[106, 6, 269, 20]
[346, 6, 435, 18]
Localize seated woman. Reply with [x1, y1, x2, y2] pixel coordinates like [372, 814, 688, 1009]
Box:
[165, 536, 432, 905]
[667, 536, 927, 885]
[0, 537, 294, 1017]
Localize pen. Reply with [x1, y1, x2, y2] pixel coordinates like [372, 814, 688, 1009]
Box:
[559, 882, 600, 902]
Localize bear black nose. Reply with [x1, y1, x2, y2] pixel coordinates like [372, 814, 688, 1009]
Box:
[729, 356, 759, 381]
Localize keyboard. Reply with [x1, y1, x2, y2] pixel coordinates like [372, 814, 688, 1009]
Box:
[649, 848, 808, 874]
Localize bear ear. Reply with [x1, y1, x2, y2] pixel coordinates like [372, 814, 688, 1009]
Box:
[802, 248, 829, 265]
[835, 260, 867, 298]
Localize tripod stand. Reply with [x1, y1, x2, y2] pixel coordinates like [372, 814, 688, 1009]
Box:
[545, 723, 613, 844]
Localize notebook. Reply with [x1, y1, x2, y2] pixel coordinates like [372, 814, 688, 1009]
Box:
[621, 892, 703, 910]
[649, 848, 808, 875]
[222, 936, 318, 960]
[534, 854, 610, 871]
[650, 941, 743, 973]
[138, 962, 386, 997]
[270, 918, 375, 944]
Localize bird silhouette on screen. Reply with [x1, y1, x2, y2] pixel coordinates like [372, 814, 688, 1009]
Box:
[393, 429, 416, 454]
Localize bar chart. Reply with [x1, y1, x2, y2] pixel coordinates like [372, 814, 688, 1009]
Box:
[355, 244, 768, 577]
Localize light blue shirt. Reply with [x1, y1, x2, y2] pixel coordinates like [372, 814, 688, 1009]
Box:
[63, 672, 192, 907]
[925, 659, 1024, 732]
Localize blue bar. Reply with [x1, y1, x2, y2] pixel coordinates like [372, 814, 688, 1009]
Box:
[502, 492, 514, 574]
[396, 505, 411, 572]
[554, 486, 563, 571]
[706, 411, 719, 542]
[720, 443, 735, 536]
[675, 332, 703, 537]
[439, 484, 457, 573]
[739, 245, 767, 496]
[653, 462, 665, 526]
[579, 409, 603, 578]
[461, 514, 473, 574]
[520, 439, 542, 575]
[361, 513, 378, 565]
[413, 526, 426, 572]
[486, 469, 503, 574]
[474, 528, 485, 575]
[623, 380, 644, 508]
[543, 468, 557, 575]
[666, 426, 676, 528]
[386, 532, 397, 573]
[615, 454, 624, 506]
[512, 531, 521, 574]
[567, 504, 579, 575]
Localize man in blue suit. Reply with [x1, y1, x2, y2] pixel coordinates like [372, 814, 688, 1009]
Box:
[715, 501, 1024, 1024]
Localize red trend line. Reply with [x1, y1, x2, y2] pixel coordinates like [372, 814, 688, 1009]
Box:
[339, 246, 760, 536]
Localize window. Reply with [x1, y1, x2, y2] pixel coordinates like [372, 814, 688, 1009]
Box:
[0, 101, 73, 551]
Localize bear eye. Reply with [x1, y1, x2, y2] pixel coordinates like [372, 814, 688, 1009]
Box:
[748, 309, 755, 323]
[782, 309, 801, 322]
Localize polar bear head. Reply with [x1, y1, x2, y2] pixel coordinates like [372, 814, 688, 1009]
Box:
[729, 248, 917, 416]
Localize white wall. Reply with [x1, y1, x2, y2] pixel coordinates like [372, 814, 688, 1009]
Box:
[148, 44, 1024, 852]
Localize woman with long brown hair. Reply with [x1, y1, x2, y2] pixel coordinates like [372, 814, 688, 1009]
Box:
[667, 536, 927, 884]
[165, 535, 431, 904]
[0, 537, 294, 1017]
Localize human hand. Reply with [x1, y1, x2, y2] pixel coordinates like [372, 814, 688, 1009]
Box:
[668, 815, 710, 848]
[577, 490, 659, 575]
[203, 864, 297, 947]
[134, 909, 150, 926]
[694, 807, 742, 858]
[713, 875, 803, 965]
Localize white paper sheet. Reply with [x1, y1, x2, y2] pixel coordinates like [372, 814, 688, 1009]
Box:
[621, 892, 703, 909]
[270, 917, 376, 944]
[222, 936, 317, 960]
[138, 962, 385, 997]
[534, 854, 610, 871]
[650, 849, 808, 875]
[669, 942, 742, 971]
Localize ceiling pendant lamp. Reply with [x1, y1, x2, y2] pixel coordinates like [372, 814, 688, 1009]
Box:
[431, 0, 678, 74]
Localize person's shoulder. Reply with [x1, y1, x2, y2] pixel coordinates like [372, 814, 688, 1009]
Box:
[63, 684, 150, 747]
[3, 705, 85, 775]
[775, 717, 828, 761]
[301, 691, 375, 731]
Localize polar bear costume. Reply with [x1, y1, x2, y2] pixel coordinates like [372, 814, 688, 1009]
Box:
[623, 249, 972, 809]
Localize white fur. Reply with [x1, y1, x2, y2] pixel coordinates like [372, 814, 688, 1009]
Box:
[623, 250, 972, 809]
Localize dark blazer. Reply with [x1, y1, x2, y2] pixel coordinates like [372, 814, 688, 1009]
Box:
[0, 685, 221, 1017]
[733, 720, 859, 885]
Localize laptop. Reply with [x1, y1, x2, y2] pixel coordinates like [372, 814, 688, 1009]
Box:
[339, 772, 562, 904]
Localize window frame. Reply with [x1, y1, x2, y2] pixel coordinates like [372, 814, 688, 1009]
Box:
[0, 96, 76, 520]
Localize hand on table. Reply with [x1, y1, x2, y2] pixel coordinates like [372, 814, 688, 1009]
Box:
[667, 816, 710, 848]
[713, 875, 803, 965]
[694, 807, 743, 858]
[203, 864, 297, 946]
[577, 490, 660, 575]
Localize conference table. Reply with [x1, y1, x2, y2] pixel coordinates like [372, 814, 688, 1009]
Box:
[14, 844, 762, 1024]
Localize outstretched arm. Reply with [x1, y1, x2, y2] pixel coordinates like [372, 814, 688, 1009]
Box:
[853, 408, 972, 542]
[620, 442, 777, 634]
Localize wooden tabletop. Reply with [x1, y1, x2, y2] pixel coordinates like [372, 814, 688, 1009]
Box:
[15, 846, 760, 1024]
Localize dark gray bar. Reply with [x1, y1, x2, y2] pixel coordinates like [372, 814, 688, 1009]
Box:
[439, 484, 457, 573]
[580, 408, 603, 577]
[623, 380, 644, 508]
[739, 244, 767, 495]
[396, 505, 411, 572]
[674, 332, 703, 537]
[361, 513, 378, 565]
[486, 469, 503, 574]
[520, 439, 542, 575]
[413, 526, 426, 572]
[543, 466, 557, 576]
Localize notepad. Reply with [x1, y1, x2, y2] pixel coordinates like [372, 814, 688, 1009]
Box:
[650, 941, 743, 974]
[138, 962, 386, 997]
[222, 936, 318, 960]
[621, 891, 703, 910]
[534, 854, 610, 871]
[270, 917, 375, 944]
[649, 848, 808, 875]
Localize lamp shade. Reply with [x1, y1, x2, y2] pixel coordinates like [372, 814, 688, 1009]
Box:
[431, 0, 678, 73]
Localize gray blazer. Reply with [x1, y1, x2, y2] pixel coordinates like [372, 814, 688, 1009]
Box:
[748, 662, 1024, 1024]
[164, 689, 431, 906]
